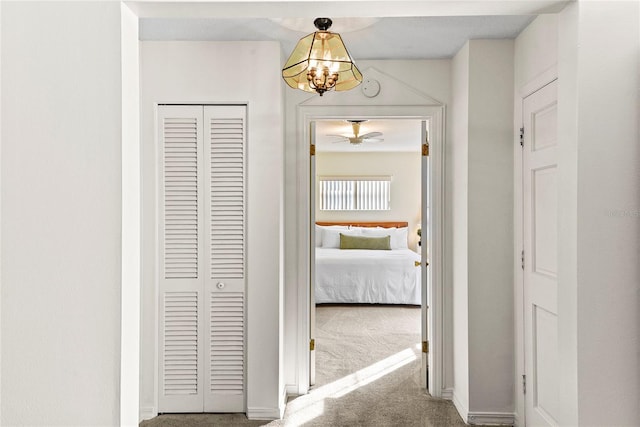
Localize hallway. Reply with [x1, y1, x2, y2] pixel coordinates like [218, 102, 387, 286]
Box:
[142, 305, 468, 427]
[267, 305, 466, 426]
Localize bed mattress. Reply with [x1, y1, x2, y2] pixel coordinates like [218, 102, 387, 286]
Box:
[315, 248, 422, 305]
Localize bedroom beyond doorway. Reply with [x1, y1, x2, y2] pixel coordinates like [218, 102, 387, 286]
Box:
[310, 117, 427, 392]
[296, 101, 446, 399]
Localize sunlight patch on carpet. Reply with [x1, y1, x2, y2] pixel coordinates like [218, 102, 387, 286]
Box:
[283, 347, 418, 423]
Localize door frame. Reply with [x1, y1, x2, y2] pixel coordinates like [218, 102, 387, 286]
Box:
[295, 104, 446, 397]
[514, 65, 557, 426]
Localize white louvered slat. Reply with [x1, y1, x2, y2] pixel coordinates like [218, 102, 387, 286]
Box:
[210, 292, 244, 395]
[209, 117, 245, 280]
[163, 292, 199, 396]
[164, 117, 199, 279]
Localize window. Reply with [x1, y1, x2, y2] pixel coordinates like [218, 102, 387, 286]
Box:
[318, 176, 391, 211]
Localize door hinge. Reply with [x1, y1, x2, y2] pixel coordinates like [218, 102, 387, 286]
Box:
[422, 143, 429, 157]
[521, 249, 525, 270]
[310, 144, 315, 156]
[522, 374, 526, 394]
[310, 338, 315, 351]
[519, 127, 524, 147]
[422, 341, 429, 353]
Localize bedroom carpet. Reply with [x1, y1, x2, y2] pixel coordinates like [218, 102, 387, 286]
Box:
[141, 305, 471, 427]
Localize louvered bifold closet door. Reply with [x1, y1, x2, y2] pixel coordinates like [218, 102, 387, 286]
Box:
[203, 106, 246, 412]
[158, 106, 205, 413]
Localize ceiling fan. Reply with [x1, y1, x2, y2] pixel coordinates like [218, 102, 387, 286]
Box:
[327, 120, 384, 145]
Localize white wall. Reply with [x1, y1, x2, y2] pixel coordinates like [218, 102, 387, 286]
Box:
[0, 2, 3, 421]
[467, 39, 514, 416]
[283, 59, 453, 394]
[139, 41, 285, 420]
[120, 4, 141, 427]
[315, 151, 422, 249]
[514, 15, 558, 91]
[1, 2, 124, 425]
[451, 39, 515, 422]
[451, 42, 470, 415]
[557, 2, 640, 425]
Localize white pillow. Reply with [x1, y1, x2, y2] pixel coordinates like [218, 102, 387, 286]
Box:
[362, 227, 408, 249]
[361, 228, 393, 247]
[322, 228, 361, 248]
[349, 226, 367, 234]
[392, 227, 409, 249]
[315, 225, 348, 247]
[361, 227, 392, 237]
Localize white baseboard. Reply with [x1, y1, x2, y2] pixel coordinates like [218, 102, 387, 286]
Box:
[467, 411, 515, 425]
[285, 383, 300, 397]
[441, 387, 454, 400]
[247, 407, 282, 420]
[139, 406, 157, 422]
[452, 392, 469, 422]
[513, 413, 522, 427]
[280, 386, 288, 418]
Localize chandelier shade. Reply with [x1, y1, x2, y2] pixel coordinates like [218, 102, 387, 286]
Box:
[282, 18, 363, 96]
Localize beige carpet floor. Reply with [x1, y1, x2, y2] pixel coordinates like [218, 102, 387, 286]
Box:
[142, 305, 470, 427]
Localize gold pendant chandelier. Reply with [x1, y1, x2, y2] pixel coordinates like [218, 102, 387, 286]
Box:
[282, 18, 362, 96]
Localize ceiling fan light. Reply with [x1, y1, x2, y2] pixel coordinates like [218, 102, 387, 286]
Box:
[282, 18, 363, 96]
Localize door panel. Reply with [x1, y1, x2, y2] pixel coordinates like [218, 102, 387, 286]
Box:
[533, 167, 558, 278]
[158, 106, 205, 412]
[203, 106, 247, 412]
[523, 80, 559, 427]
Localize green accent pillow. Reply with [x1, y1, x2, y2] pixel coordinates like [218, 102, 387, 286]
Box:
[339, 233, 391, 250]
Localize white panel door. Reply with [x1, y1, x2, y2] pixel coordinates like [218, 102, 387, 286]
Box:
[158, 106, 205, 413]
[203, 105, 246, 412]
[158, 105, 246, 414]
[523, 80, 559, 427]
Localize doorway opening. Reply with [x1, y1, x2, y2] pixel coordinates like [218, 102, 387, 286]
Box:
[310, 118, 426, 392]
[295, 103, 446, 399]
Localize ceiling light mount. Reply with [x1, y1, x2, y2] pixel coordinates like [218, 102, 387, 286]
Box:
[313, 17, 332, 31]
[282, 17, 362, 96]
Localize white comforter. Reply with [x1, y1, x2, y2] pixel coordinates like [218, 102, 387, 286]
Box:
[315, 248, 422, 305]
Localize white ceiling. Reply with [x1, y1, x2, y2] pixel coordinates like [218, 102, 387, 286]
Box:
[139, 15, 533, 152]
[135, 1, 569, 152]
[316, 119, 422, 153]
[140, 15, 535, 60]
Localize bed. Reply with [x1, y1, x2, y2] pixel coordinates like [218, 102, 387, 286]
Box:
[314, 221, 422, 305]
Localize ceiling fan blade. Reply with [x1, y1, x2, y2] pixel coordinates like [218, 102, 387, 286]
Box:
[359, 132, 383, 139]
[326, 134, 349, 138]
[325, 134, 349, 143]
[364, 138, 384, 143]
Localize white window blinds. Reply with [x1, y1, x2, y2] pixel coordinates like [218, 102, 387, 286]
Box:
[319, 177, 391, 211]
